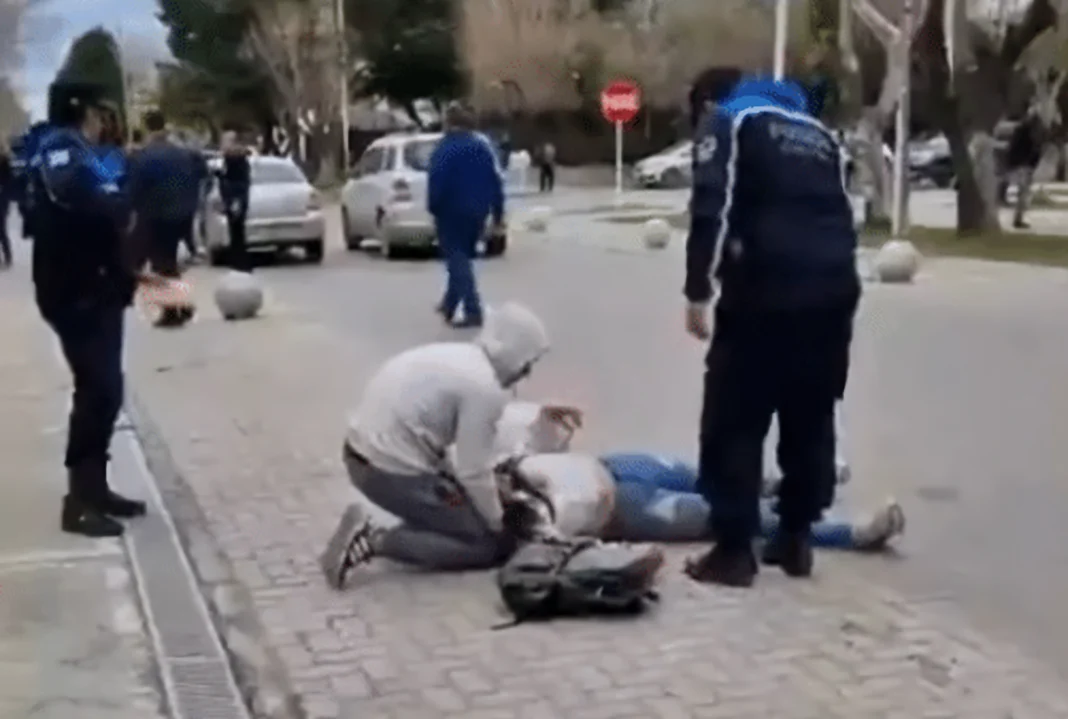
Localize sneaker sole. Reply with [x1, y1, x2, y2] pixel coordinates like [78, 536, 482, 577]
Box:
[319, 504, 370, 590]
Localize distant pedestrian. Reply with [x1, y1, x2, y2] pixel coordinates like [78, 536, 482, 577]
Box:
[1007, 109, 1046, 229]
[219, 131, 252, 272]
[0, 144, 12, 266]
[538, 142, 556, 193]
[428, 102, 504, 329]
[128, 109, 199, 327]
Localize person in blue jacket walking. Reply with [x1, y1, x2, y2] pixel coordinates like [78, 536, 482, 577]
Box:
[428, 102, 504, 328]
[683, 76, 861, 588]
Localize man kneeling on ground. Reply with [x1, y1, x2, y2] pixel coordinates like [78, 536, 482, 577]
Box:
[319, 302, 581, 589]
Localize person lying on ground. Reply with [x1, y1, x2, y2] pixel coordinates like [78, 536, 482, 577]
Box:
[320, 401, 902, 590]
[318, 303, 582, 590]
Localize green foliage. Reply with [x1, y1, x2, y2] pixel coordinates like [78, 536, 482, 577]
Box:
[155, 0, 273, 131]
[348, 0, 464, 110]
[56, 27, 125, 122]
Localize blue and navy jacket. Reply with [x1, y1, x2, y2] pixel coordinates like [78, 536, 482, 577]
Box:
[29, 127, 135, 315]
[127, 137, 202, 222]
[427, 130, 504, 226]
[684, 77, 859, 312]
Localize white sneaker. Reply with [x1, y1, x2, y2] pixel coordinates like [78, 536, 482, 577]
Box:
[853, 498, 906, 550]
[319, 503, 375, 590]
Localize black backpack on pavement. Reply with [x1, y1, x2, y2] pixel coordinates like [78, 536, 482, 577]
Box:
[494, 537, 664, 628]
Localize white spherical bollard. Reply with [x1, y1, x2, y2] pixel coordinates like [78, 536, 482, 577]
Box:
[874, 239, 921, 283]
[214, 271, 264, 320]
[524, 206, 552, 232]
[643, 218, 672, 250]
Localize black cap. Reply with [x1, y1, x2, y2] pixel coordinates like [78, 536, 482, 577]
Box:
[47, 80, 110, 126]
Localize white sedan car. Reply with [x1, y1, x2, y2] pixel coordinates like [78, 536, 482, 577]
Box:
[634, 141, 693, 188]
[204, 156, 325, 265]
[340, 132, 507, 259]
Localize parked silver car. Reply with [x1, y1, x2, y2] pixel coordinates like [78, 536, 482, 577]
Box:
[204, 156, 325, 265]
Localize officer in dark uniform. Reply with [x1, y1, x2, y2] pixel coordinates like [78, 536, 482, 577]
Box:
[31, 80, 152, 537]
[682, 76, 861, 587]
[218, 131, 252, 271]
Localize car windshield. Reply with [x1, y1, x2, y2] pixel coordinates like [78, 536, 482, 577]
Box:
[403, 140, 439, 171]
[252, 162, 307, 185]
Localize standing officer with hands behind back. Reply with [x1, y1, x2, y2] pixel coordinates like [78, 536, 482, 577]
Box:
[682, 76, 861, 588]
[31, 80, 165, 538]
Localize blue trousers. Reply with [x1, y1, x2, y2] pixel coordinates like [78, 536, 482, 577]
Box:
[601, 453, 855, 548]
[437, 215, 483, 322]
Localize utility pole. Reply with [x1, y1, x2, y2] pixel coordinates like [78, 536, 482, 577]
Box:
[890, 0, 913, 237]
[773, 0, 789, 80]
[335, 0, 350, 167]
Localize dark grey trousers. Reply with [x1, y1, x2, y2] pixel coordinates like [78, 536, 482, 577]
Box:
[344, 448, 506, 570]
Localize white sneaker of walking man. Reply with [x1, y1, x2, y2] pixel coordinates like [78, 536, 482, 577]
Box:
[319, 302, 581, 590]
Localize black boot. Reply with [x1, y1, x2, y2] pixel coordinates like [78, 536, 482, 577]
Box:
[761, 529, 814, 577]
[61, 495, 124, 537]
[96, 491, 147, 519]
[684, 543, 757, 588]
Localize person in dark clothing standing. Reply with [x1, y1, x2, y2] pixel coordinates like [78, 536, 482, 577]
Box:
[682, 77, 861, 588]
[427, 103, 505, 329]
[1006, 109, 1045, 229]
[0, 146, 12, 267]
[30, 80, 159, 538]
[219, 131, 252, 272]
[127, 110, 199, 327]
[537, 142, 556, 193]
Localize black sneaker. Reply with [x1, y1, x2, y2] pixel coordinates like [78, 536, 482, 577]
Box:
[1013, 220, 1031, 230]
[684, 544, 757, 588]
[96, 491, 147, 519]
[61, 496, 125, 538]
[761, 529, 814, 577]
[319, 504, 376, 590]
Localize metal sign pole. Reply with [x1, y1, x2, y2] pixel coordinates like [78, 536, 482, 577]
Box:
[615, 120, 623, 205]
[773, 0, 789, 80]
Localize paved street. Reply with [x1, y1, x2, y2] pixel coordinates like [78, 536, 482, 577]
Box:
[0, 269, 167, 719]
[90, 186, 1068, 718]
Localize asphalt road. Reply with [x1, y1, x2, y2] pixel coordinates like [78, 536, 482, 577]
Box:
[248, 189, 1068, 681]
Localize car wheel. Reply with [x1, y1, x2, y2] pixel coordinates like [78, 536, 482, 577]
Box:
[485, 233, 507, 257]
[660, 168, 686, 189]
[304, 239, 324, 264]
[341, 208, 363, 251]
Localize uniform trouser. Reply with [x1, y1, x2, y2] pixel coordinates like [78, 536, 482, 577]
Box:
[0, 195, 11, 264]
[343, 448, 507, 570]
[225, 204, 251, 272]
[46, 306, 125, 501]
[697, 299, 856, 548]
[437, 215, 484, 322]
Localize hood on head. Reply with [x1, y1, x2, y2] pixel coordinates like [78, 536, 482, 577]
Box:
[722, 77, 811, 116]
[476, 302, 550, 387]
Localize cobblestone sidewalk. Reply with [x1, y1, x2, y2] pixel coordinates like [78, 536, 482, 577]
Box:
[0, 283, 166, 719]
[125, 276, 1068, 719]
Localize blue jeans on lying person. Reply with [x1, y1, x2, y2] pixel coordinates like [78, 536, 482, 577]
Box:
[600, 453, 898, 549]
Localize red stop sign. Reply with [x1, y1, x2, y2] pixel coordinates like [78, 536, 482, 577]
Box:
[600, 80, 641, 124]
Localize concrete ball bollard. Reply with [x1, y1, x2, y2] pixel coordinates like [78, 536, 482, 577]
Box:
[525, 206, 552, 232]
[874, 239, 921, 283]
[214, 271, 264, 320]
[643, 218, 672, 250]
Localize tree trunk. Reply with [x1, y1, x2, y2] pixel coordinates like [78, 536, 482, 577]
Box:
[942, 117, 996, 233]
[856, 109, 892, 228]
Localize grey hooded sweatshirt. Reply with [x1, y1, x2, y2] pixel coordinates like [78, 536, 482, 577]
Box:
[345, 303, 550, 531]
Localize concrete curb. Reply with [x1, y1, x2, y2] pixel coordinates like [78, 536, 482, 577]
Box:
[123, 390, 306, 719]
